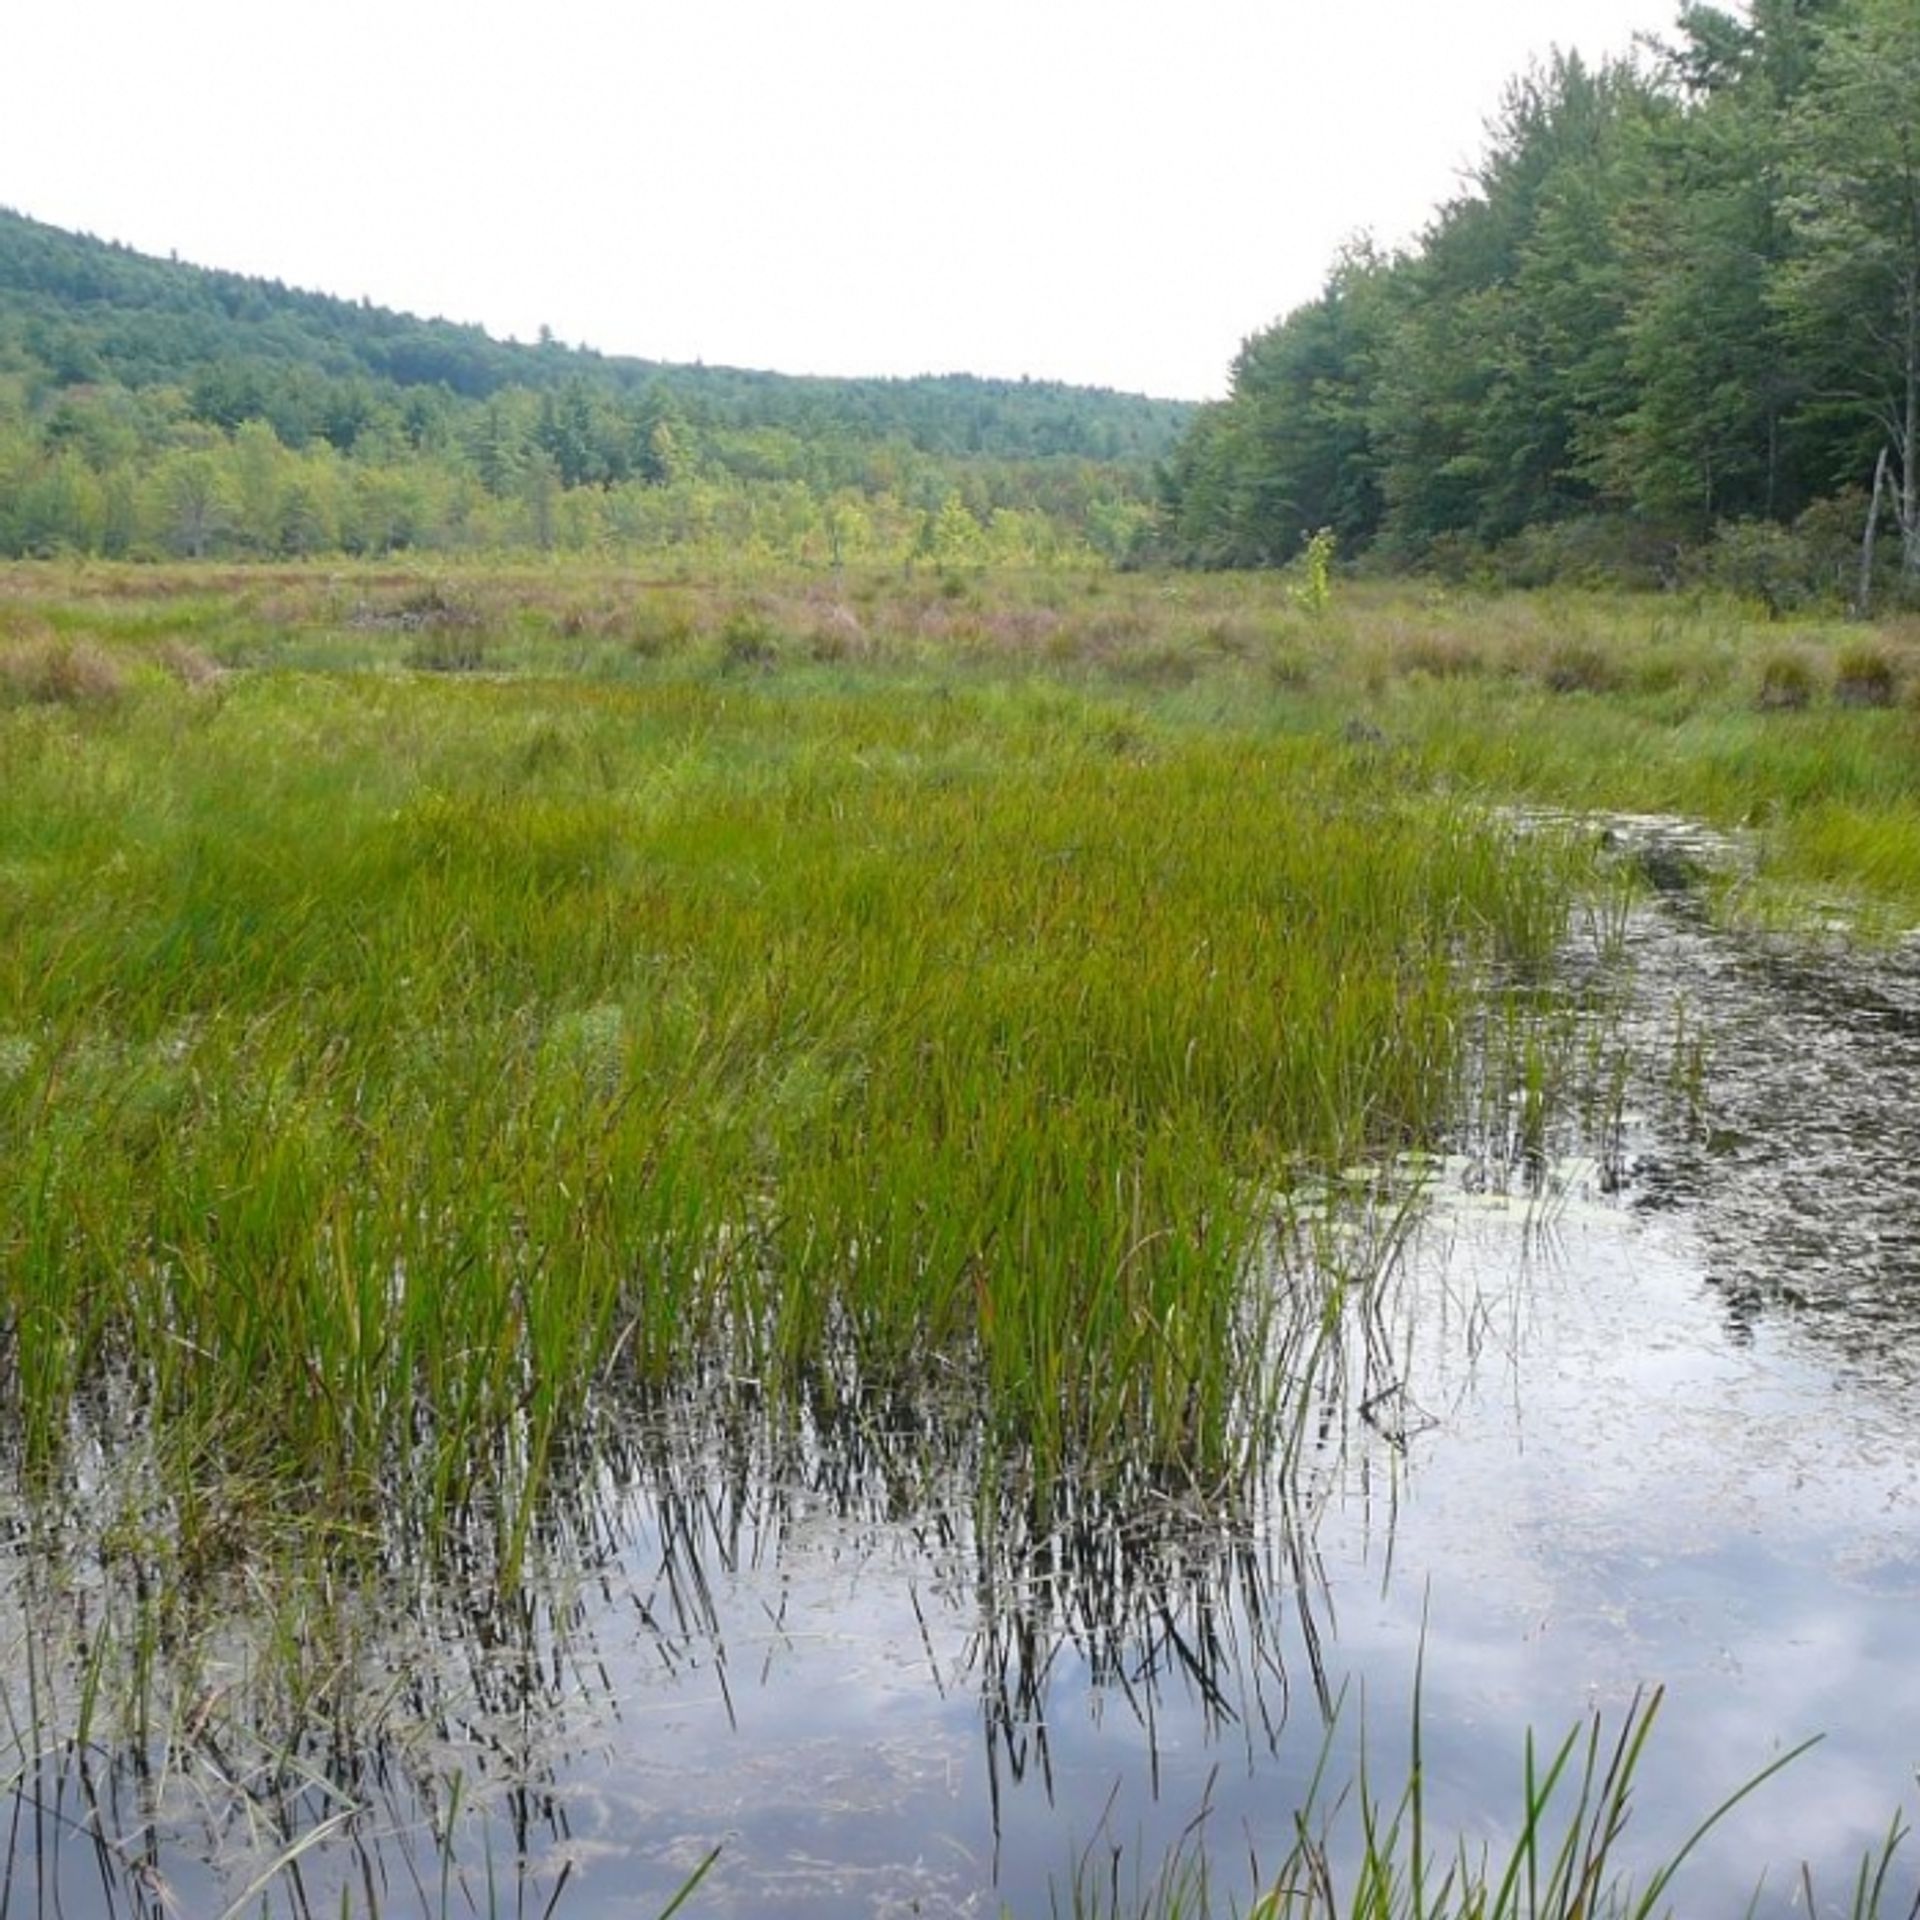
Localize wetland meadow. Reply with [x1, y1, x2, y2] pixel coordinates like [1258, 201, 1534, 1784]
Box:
[2, 561, 1919, 1916]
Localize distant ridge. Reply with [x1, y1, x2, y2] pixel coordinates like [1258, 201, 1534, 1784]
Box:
[0, 206, 1191, 465]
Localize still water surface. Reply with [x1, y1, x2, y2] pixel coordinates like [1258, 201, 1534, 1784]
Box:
[11, 821, 1920, 1916]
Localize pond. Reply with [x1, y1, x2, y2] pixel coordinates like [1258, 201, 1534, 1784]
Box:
[6, 819, 1919, 1918]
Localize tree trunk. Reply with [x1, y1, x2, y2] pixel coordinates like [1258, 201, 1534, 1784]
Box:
[1904, 263, 1920, 576]
[1859, 443, 1890, 614]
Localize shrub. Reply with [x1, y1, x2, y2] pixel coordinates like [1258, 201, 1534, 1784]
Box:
[1705, 519, 1819, 615]
[1416, 531, 1494, 587]
[1292, 528, 1336, 612]
[1494, 514, 1680, 591]
[1794, 489, 1875, 604]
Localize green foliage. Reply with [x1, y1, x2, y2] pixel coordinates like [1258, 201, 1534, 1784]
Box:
[1154, 246, 1392, 568]
[1773, 0, 1920, 572]
[1609, 42, 1804, 529]
[1238, 1686, 1826, 1920]
[9, 565, 1920, 1911]
[1155, 0, 1920, 589]
[1294, 527, 1337, 610]
[1706, 515, 1819, 611]
[0, 206, 1190, 564]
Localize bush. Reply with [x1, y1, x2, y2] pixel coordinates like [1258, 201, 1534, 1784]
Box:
[1493, 514, 1681, 591]
[1705, 519, 1820, 615]
[1416, 531, 1495, 588]
[1794, 489, 1874, 604]
[1291, 527, 1336, 611]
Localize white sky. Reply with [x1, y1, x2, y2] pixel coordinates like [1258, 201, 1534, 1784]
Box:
[3, 0, 1683, 402]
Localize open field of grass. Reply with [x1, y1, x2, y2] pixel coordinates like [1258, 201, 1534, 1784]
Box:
[3, 558, 1919, 1915]
[10, 558, 1920, 919]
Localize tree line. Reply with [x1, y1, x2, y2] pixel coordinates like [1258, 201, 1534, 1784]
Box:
[1152, 0, 1920, 605]
[0, 209, 1186, 564]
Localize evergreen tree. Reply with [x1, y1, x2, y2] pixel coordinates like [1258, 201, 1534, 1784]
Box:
[1774, 0, 1920, 572]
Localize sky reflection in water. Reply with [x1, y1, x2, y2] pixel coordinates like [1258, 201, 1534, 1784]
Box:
[528, 848, 1920, 1917]
[9, 831, 1920, 1918]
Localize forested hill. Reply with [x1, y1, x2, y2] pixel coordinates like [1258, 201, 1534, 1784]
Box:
[0, 209, 1191, 460]
[1155, 0, 1920, 604]
[0, 208, 1189, 563]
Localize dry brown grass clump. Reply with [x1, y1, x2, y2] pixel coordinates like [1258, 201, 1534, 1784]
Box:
[1194, 613, 1267, 660]
[0, 632, 126, 707]
[153, 638, 223, 687]
[1757, 649, 1820, 711]
[1392, 625, 1488, 679]
[1833, 640, 1900, 709]
[554, 596, 632, 640]
[804, 601, 869, 661]
[1540, 638, 1624, 694]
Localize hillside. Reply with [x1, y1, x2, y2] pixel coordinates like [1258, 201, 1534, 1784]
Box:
[0, 208, 1191, 563]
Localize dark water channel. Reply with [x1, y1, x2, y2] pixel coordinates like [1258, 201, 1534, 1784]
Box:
[9, 818, 1920, 1917]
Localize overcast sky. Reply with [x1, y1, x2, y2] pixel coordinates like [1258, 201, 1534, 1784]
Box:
[4, 0, 1684, 401]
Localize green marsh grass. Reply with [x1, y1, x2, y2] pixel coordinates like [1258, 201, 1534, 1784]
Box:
[1067, 1685, 1878, 1920]
[11, 556, 1920, 1567]
[7, 559, 1920, 1910]
[0, 630, 1585, 1571]
[8, 562, 1920, 1531]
